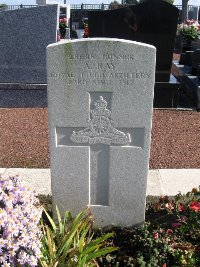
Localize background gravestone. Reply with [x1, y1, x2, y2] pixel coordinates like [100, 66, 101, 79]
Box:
[188, 6, 199, 21]
[0, 5, 58, 84]
[88, 0, 179, 83]
[191, 49, 200, 75]
[47, 38, 156, 226]
[88, 0, 180, 108]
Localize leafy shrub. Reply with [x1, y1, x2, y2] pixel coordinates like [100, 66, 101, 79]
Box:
[39, 207, 117, 267]
[0, 4, 7, 9]
[97, 188, 200, 267]
[0, 175, 42, 266]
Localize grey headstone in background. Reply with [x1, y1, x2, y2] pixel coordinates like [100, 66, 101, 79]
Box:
[0, 5, 58, 84]
[191, 49, 200, 75]
[36, 0, 47, 5]
[192, 40, 200, 51]
[188, 6, 199, 21]
[192, 49, 200, 69]
[47, 38, 156, 227]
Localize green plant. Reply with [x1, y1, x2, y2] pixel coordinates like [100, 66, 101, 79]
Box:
[97, 188, 200, 266]
[0, 3, 7, 9]
[97, 223, 173, 266]
[178, 20, 200, 42]
[59, 18, 68, 30]
[39, 207, 117, 267]
[163, 0, 174, 4]
[59, 18, 68, 39]
[138, 0, 174, 4]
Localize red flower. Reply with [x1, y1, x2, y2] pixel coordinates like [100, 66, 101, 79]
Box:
[84, 27, 89, 38]
[189, 202, 200, 212]
[178, 203, 185, 211]
[153, 232, 159, 239]
[166, 229, 173, 235]
[178, 216, 187, 222]
[172, 222, 181, 228]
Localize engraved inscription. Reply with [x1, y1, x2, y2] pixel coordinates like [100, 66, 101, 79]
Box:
[70, 96, 131, 145]
[68, 54, 95, 60]
[51, 72, 74, 78]
[51, 71, 150, 81]
[80, 72, 106, 79]
[66, 79, 88, 85]
[64, 54, 136, 61]
[49, 52, 152, 86]
[108, 72, 150, 79]
[102, 54, 135, 61]
[85, 62, 115, 70]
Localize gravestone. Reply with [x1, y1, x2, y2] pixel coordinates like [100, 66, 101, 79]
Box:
[0, 5, 59, 84]
[188, 6, 199, 21]
[47, 38, 156, 226]
[192, 40, 200, 51]
[191, 49, 200, 75]
[88, 0, 180, 108]
[88, 0, 179, 83]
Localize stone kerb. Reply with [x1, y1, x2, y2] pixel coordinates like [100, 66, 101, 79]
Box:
[47, 38, 156, 227]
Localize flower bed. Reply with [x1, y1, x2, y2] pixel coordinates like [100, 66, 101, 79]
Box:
[97, 189, 200, 266]
[178, 20, 200, 43]
[1, 174, 199, 266]
[178, 20, 200, 52]
[59, 18, 68, 39]
[0, 175, 42, 266]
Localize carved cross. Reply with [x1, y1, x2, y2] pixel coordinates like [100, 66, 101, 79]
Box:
[56, 93, 145, 206]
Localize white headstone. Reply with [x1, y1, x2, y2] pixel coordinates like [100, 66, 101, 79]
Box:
[47, 38, 156, 226]
[36, 0, 47, 5]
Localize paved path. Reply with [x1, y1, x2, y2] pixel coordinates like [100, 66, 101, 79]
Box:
[0, 168, 199, 196]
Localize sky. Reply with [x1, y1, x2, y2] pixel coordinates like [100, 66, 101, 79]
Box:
[2, 0, 200, 8]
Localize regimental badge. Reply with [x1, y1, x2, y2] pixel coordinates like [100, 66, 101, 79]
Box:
[70, 96, 131, 145]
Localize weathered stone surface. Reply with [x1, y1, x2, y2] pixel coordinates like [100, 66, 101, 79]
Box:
[0, 5, 58, 83]
[47, 38, 156, 226]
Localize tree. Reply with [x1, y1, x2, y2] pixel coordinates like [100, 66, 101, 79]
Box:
[109, 1, 121, 10]
[0, 3, 8, 9]
[125, 0, 139, 4]
[138, 0, 174, 5]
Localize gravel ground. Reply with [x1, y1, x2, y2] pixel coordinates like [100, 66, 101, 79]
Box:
[150, 110, 200, 169]
[0, 108, 49, 168]
[0, 108, 199, 169]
